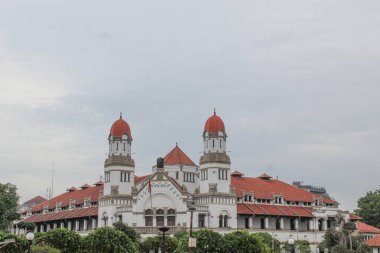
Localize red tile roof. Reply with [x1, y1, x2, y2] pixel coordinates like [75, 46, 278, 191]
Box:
[22, 196, 47, 207]
[135, 175, 150, 185]
[349, 213, 362, 220]
[93, 181, 104, 186]
[366, 235, 380, 247]
[357, 221, 380, 234]
[237, 203, 313, 217]
[231, 175, 337, 204]
[32, 185, 103, 212]
[164, 145, 195, 166]
[204, 111, 225, 133]
[24, 207, 98, 223]
[110, 115, 131, 138]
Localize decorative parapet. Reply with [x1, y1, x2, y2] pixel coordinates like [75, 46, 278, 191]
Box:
[104, 155, 135, 167]
[199, 152, 230, 164]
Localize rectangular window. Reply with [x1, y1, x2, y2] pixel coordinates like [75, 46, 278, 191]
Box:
[120, 172, 130, 182]
[199, 214, 205, 227]
[245, 217, 250, 229]
[184, 173, 195, 182]
[105, 172, 110, 183]
[218, 169, 228, 180]
[156, 216, 164, 226]
[123, 143, 126, 151]
[260, 218, 265, 229]
[176, 172, 179, 179]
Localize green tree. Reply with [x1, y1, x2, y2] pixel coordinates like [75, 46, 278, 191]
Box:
[222, 230, 270, 253]
[356, 244, 371, 253]
[174, 229, 224, 253]
[252, 232, 281, 253]
[294, 240, 311, 253]
[342, 222, 356, 250]
[31, 245, 61, 253]
[35, 228, 82, 253]
[112, 221, 140, 242]
[139, 235, 178, 253]
[0, 183, 20, 231]
[331, 245, 348, 253]
[16, 221, 36, 231]
[355, 189, 380, 228]
[0, 231, 28, 253]
[173, 230, 188, 240]
[324, 229, 341, 249]
[82, 227, 138, 253]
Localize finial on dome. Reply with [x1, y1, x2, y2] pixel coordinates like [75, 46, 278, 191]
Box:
[214, 108, 216, 115]
[176, 142, 178, 147]
[120, 112, 122, 119]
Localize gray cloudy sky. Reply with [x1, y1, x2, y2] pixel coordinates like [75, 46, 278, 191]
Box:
[1, 0, 379, 211]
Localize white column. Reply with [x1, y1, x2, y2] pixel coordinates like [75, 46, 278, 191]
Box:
[309, 219, 314, 230]
[53, 223, 57, 229]
[84, 219, 88, 231]
[40, 224, 44, 232]
[46, 224, 50, 231]
[322, 219, 328, 231]
[250, 216, 254, 230]
[67, 221, 72, 230]
[34, 226, 38, 233]
[92, 218, 97, 230]
[75, 220, 80, 231]
[60, 222, 64, 228]
[280, 218, 284, 229]
[15, 227, 20, 235]
[264, 217, 269, 229]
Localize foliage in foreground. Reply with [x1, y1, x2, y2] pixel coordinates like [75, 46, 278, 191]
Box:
[0, 231, 28, 253]
[0, 182, 20, 231]
[113, 221, 141, 242]
[140, 234, 178, 253]
[31, 245, 61, 253]
[82, 227, 138, 253]
[354, 188, 380, 228]
[35, 228, 82, 253]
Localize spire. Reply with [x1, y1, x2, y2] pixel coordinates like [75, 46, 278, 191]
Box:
[120, 112, 122, 119]
[214, 108, 216, 115]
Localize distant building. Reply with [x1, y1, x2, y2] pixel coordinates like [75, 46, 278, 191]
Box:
[18, 196, 47, 217]
[365, 235, 380, 253]
[293, 181, 331, 198]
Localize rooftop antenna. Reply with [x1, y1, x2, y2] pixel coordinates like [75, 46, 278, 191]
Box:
[51, 162, 55, 199]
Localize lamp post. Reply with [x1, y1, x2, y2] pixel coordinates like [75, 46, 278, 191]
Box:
[159, 226, 170, 253]
[288, 237, 295, 253]
[26, 231, 35, 253]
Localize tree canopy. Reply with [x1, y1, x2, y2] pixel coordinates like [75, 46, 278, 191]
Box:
[355, 189, 380, 228]
[35, 228, 82, 253]
[0, 183, 20, 231]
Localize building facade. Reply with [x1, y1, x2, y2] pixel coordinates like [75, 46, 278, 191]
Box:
[16, 111, 370, 250]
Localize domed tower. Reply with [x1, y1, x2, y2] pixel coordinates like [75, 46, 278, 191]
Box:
[103, 113, 135, 196]
[199, 110, 231, 194]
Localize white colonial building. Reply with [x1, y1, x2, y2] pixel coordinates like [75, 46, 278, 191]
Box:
[17, 111, 373, 251]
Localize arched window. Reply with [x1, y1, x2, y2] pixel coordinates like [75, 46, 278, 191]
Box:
[224, 215, 228, 227]
[156, 209, 164, 226]
[219, 211, 229, 228]
[145, 209, 153, 226]
[116, 142, 119, 151]
[167, 209, 176, 226]
[219, 215, 223, 228]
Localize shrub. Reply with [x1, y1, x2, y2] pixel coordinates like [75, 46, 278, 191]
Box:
[112, 221, 140, 242]
[0, 231, 28, 253]
[331, 245, 349, 253]
[139, 235, 178, 253]
[35, 228, 81, 253]
[222, 230, 270, 253]
[31, 245, 61, 253]
[82, 227, 138, 253]
[174, 229, 224, 253]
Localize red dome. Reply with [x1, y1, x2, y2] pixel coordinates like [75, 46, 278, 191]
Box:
[110, 115, 132, 138]
[204, 111, 225, 133]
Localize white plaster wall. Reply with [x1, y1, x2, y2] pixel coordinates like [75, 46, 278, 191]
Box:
[104, 167, 134, 195]
[199, 163, 231, 193]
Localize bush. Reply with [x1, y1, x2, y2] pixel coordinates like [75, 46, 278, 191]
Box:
[113, 221, 140, 242]
[35, 228, 81, 253]
[331, 245, 349, 253]
[356, 244, 371, 253]
[325, 229, 341, 249]
[31, 245, 61, 253]
[295, 240, 311, 253]
[222, 230, 270, 253]
[173, 230, 188, 240]
[174, 229, 224, 253]
[0, 231, 28, 253]
[139, 235, 178, 253]
[252, 232, 281, 253]
[82, 227, 138, 253]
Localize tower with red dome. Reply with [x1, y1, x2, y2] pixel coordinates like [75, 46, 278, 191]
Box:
[99, 114, 135, 227]
[197, 110, 237, 229]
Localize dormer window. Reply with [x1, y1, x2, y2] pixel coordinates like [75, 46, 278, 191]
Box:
[84, 198, 91, 208]
[244, 194, 253, 202]
[55, 201, 62, 212]
[315, 198, 323, 207]
[69, 199, 76, 210]
[274, 196, 283, 204]
[43, 205, 49, 214]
